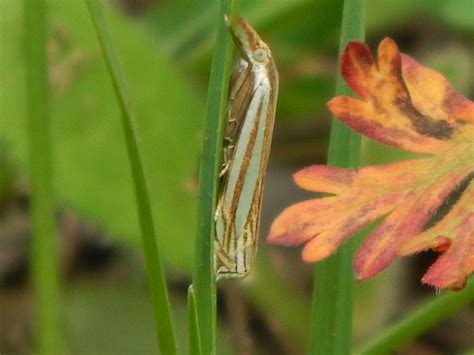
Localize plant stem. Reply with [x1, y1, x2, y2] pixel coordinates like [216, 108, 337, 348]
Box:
[308, 0, 365, 354]
[188, 285, 202, 355]
[85, 1, 176, 353]
[357, 281, 474, 354]
[192, 1, 240, 354]
[23, 0, 62, 353]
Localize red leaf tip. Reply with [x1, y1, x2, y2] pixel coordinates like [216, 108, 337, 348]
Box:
[431, 236, 452, 252]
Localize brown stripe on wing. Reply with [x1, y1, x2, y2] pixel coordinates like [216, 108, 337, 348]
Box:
[235, 68, 278, 274]
[221, 65, 255, 172]
[216, 62, 254, 256]
[223, 96, 265, 253]
[240, 174, 265, 272]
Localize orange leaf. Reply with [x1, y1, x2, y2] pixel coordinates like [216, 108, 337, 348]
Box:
[268, 38, 474, 290]
[328, 38, 464, 154]
[401, 54, 474, 123]
[398, 182, 474, 290]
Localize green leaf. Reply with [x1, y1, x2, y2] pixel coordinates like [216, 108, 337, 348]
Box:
[84, 0, 178, 353]
[308, 0, 364, 354]
[191, 1, 240, 354]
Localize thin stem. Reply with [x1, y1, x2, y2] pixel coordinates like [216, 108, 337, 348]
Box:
[308, 0, 365, 354]
[188, 285, 202, 355]
[191, 1, 240, 354]
[357, 281, 474, 354]
[85, 1, 176, 353]
[23, 0, 62, 353]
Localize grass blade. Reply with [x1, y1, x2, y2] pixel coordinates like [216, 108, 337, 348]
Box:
[191, 1, 240, 354]
[308, 0, 365, 354]
[188, 285, 202, 355]
[358, 281, 474, 354]
[84, 1, 176, 353]
[23, 0, 62, 353]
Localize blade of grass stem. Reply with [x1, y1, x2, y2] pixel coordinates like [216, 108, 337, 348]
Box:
[191, 1, 240, 354]
[357, 281, 474, 354]
[85, 1, 176, 353]
[309, 0, 365, 354]
[23, 0, 62, 353]
[188, 286, 202, 355]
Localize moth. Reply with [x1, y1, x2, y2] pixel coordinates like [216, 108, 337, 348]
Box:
[215, 17, 279, 279]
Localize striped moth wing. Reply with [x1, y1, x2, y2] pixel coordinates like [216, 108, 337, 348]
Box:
[215, 17, 278, 279]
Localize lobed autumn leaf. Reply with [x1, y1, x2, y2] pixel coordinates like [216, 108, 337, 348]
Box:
[267, 38, 474, 290]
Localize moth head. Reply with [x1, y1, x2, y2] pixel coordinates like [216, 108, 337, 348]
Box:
[226, 16, 272, 65]
[252, 47, 269, 63]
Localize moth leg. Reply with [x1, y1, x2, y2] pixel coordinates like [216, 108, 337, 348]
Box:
[219, 142, 235, 177]
[219, 162, 230, 178]
[215, 195, 223, 220]
[219, 150, 230, 177]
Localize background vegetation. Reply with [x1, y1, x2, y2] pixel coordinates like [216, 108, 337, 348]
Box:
[0, 0, 472, 354]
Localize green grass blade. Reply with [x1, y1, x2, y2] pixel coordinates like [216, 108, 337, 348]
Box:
[308, 0, 365, 354]
[191, 1, 240, 354]
[23, 0, 62, 353]
[84, 1, 176, 353]
[357, 281, 474, 354]
[187, 285, 202, 355]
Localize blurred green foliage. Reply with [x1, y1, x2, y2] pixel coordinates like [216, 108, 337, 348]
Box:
[0, 148, 13, 202]
[1, 0, 472, 273]
[1, 0, 203, 272]
[1, 0, 473, 354]
[64, 279, 233, 355]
